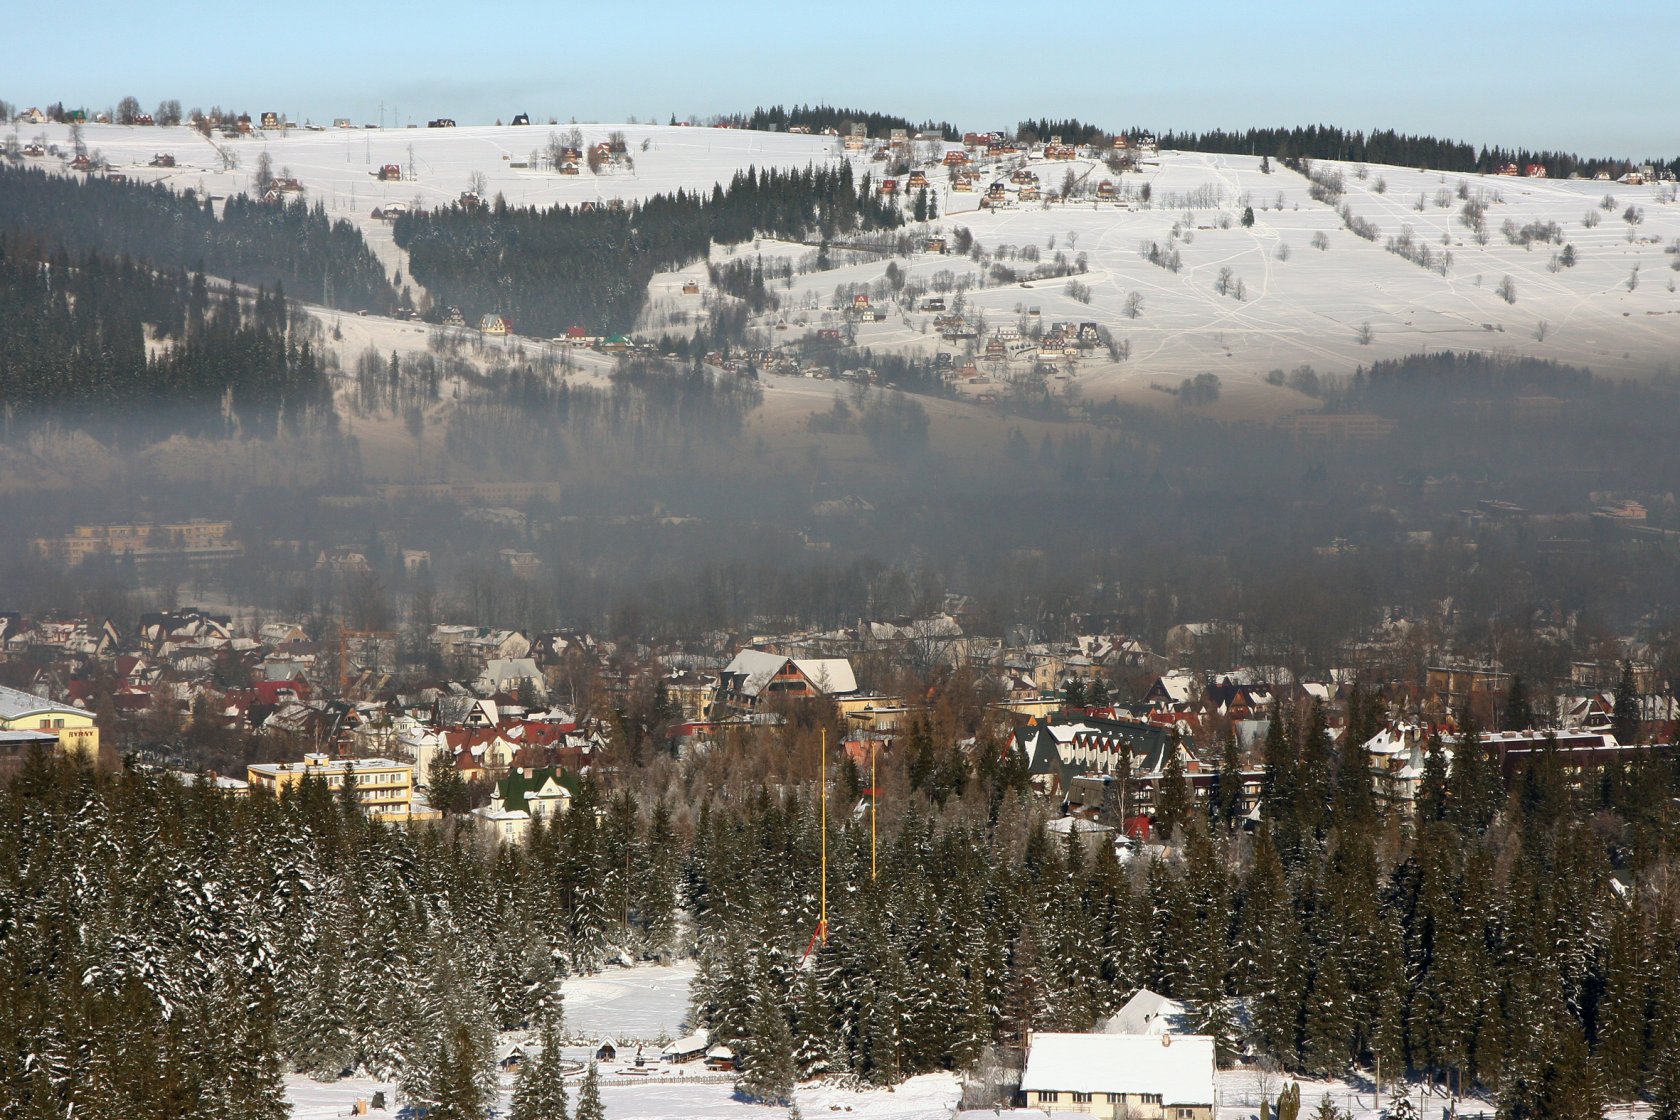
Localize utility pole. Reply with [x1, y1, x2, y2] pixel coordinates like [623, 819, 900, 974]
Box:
[819, 728, 828, 942]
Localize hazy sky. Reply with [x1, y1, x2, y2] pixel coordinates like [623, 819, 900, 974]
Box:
[12, 0, 1677, 157]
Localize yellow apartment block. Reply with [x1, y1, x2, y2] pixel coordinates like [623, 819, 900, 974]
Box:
[0, 685, 99, 758]
[247, 753, 440, 823]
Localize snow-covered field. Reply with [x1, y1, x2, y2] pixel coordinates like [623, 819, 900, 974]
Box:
[19, 121, 839, 217]
[562, 960, 697, 1040]
[18, 120, 1680, 407]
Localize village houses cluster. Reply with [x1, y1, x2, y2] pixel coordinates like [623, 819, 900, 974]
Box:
[1, 588, 1674, 857]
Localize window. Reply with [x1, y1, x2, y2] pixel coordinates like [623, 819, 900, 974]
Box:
[1107, 1094, 1125, 1104]
[1178, 1110, 1195, 1119]
[1037, 1092, 1060, 1103]
[1073, 1092, 1092, 1104]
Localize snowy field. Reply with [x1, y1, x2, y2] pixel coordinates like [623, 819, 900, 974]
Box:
[17, 120, 1680, 402]
[287, 1068, 960, 1120]
[16, 121, 840, 218]
[562, 960, 697, 1040]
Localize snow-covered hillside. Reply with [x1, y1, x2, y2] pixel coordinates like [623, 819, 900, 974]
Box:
[17, 120, 1680, 398]
[13, 121, 840, 215]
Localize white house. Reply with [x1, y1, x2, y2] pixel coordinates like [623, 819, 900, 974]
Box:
[1020, 1032, 1216, 1120]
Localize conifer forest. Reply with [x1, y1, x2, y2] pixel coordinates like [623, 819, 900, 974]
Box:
[6, 690, 1680, 1119]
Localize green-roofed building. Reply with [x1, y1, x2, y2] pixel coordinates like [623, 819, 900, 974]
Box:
[473, 765, 576, 843]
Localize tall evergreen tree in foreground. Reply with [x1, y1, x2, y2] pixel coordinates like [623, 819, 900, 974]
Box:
[574, 1061, 605, 1120]
[510, 1009, 570, 1120]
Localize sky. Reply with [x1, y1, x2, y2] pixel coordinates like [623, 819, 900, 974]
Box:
[9, 0, 1677, 158]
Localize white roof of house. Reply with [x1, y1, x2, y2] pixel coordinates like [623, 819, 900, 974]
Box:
[0, 684, 83, 721]
[723, 650, 857, 696]
[661, 1028, 709, 1055]
[1020, 1033, 1215, 1104]
[1155, 672, 1196, 704]
[1100, 989, 1191, 1036]
[1047, 816, 1113, 835]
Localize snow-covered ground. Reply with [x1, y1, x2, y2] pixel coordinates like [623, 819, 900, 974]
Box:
[287, 1068, 961, 1120]
[19, 120, 1680, 406]
[286, 963, 1650, 1120]
[562, 960, 697, 1041]
[12, 121, 839, 218]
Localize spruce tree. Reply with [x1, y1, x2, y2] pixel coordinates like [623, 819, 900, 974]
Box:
[574, 1060, 606, 1120]
[510, 1010, 570, 1120]
[1613, 662, 1641, 745]
[1156, 738, 1192, 843]
[739, 975, 798, 1105]
[1212, 731, 1245, 832]
[1310, 1093, 1341, 1120]
[1504, 675, 1533, 731]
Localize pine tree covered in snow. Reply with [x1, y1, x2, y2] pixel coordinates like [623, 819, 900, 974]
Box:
[509, 1010, 570, 1120]
[573, 1061, 606, 1120]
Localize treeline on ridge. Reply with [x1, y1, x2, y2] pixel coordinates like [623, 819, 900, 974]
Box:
[737, 105, 960, 141]
[394, 162, 901, 336]
[0, 164, 397, 313]
[1154, 124, 1676, 179]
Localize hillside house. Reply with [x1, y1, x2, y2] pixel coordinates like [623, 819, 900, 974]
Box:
[907, 170, 929, 188]
[952, 176, 974, 192]
[149, 152, 176, 167]
[1021, 1032, 1216, 1120]
[473, 766, 575, 843]
[260, 111, 281, 130]
[879, 178, 898, 195]
[712, 650, 858, 713]
[479, 313, 512, 335]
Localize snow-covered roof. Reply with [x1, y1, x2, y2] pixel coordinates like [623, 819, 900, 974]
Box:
[721, 649, 857, 696]
[1100, 989, 1191, 1036]
[1021, 1033, 1215, 1103]
[1047, 816, 1114, 835]
[1154, 671, 1196, 704]
[661, 1028, 709, 1056]
[0, 684, 83, 721]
